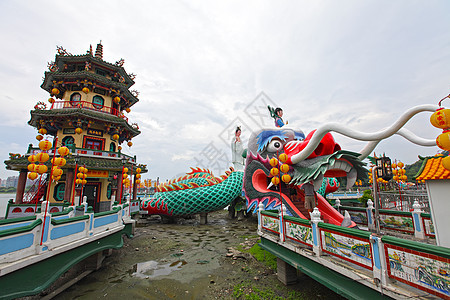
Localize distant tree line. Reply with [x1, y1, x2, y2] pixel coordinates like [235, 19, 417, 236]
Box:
[0, 187, 16, 194]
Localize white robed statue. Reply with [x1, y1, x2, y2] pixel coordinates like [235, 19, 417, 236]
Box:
[231, 126, 245, 171]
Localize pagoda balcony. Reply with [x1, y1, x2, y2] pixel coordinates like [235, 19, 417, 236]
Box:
[26, 145, 136, 164]
[50, 100, 128, 122]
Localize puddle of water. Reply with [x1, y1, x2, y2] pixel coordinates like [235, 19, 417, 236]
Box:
[132, 260, 187, 279]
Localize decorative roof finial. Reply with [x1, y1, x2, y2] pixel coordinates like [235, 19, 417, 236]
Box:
[95, 41, 103, 59]
[88, 44, 93, 56]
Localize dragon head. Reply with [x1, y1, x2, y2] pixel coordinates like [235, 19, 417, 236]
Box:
[244, 127, 367, 216]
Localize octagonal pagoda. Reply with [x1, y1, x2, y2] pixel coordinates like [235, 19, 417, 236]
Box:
[5, 42, 147, 212]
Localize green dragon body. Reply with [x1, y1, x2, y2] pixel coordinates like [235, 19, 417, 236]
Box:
[140, 168, 243, 216]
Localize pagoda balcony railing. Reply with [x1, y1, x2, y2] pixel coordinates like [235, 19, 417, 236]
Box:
[49, 100, 128, 122]
[26, 145, 136, 163]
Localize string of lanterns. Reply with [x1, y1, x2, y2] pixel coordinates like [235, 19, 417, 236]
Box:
[430, 95, 450, 170]
[269, 153, 291, 186]
[123, 166, 130, 188]
[392, 161, 407, 183]
[76, 166, 88, 185]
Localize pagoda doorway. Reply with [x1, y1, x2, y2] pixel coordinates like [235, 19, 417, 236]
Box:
[84, 182, 101, 213]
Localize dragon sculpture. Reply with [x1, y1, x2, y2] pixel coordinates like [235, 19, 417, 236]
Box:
[141, 105, 437, 225]
[140, 167, 243, 217]
[244, 104, 439, 226]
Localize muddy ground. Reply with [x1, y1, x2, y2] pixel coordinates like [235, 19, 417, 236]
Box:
[54, 210, 343, 299]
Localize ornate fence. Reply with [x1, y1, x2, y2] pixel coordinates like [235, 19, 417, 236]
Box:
[258, 205, 448, 299]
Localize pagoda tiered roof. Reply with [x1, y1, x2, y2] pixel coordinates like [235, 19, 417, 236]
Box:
[414, 155, 450, 180]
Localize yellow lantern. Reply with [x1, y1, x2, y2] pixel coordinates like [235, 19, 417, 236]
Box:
[136, 173, 141, 179]
[112, 134, 119, 141]
[114, 96, 121, 104]
[436, 131, 450, 151]
[397, 162, 404, 169]
[83, 167, 88, 174]
[136, 167, 141, 173]
[48, 97, 55, 104]
[28, 155, 37, 163]
[401, 175, 407, 181]
[36, 164, 48, 174]
[78, 167, 85, 173]
[77, 172, 84, 179]
[28, 163, 37, 172]
[82, 179, 87, 185]
[76, 179, 82, 184]
[269, 158, 278, 167]
[36, 135, 43, 141]
[51, 88, 59, 95]
[280, 164, 290, 173]
[39, 140, 52, 151]
[82, 87, 90, 94]
[52, 157, 66, 167]
[391, 163, 397, 169]
[126, 108, 131, 113]
[278, 153, 288, 163]
[127, 141, 133, 147]
[442, 156, 450, 170]
[392, 169, 398, 175]
[58, 146, 70, 156]
[52, 167, 63, 177]
[281, 174, 291, 183]
[123, 173, 128, 179]
[393, 175, 399, 181]
[271, 176, 280, 185]
[75, 127, 83, 134]
[430, 108, 450, 129]
[36, 152, 50, 163]
[136, 179, 141, 184]
[38, 128, 47, 135]
[28, 172, 38, 180]
[123, 167, 128, 173]
[270, 168, 279, 176]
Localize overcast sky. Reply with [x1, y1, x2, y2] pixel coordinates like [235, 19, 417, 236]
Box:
[1, 0, 449, 181]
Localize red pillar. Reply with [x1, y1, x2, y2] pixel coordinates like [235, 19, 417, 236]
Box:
[64, 168, 75, 203]
[15, 169, 27, 204]
[116, 172, 123, 203]
[132, 174, 138, 200]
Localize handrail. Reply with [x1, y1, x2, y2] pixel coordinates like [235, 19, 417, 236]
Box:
[94, 207, 121, 217]
[51, 207, 74, 217]
[0, 219, 43, 238]
[0, 215, 37, 225]
[49, 100, 128, 122]
[27, 146, 136, 163]
[50, 215, 90, 225]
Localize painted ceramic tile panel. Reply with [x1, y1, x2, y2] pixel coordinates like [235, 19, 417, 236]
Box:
[387, 247, 449, 297]
[321, 231, 372, 267]
[347, 210, 367, 224]
[285, 221, 313, 246]
[380, 214, 413, 232]
[262, 215, 279, 233]
[424, 219, 435, 236]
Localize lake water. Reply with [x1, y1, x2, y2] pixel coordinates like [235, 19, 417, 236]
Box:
[0, 193, 15, 219]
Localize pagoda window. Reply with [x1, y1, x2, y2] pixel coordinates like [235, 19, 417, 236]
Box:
[62, 136, 75, 148]
[53, 183, 65, 201]
[70, 93, 81, 106]
[109, 142, 116, 152]
[96, 68, 106, 76]
[83, 136, 105, 151]
[92, 95, 104, 109]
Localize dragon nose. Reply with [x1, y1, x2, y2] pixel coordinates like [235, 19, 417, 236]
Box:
[284, 130, 341, 163]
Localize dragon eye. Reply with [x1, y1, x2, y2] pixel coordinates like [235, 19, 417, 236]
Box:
[267, 139, 283, 152]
